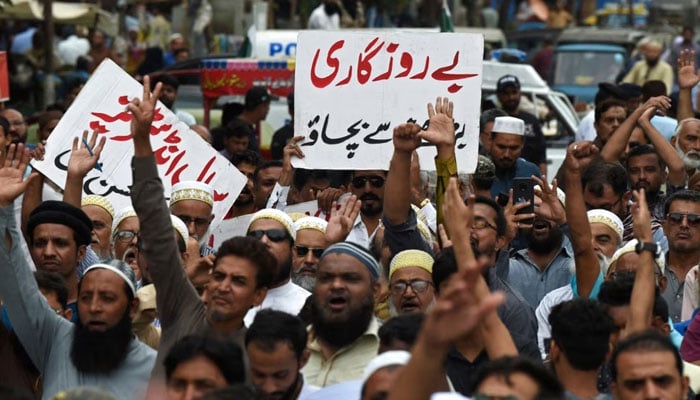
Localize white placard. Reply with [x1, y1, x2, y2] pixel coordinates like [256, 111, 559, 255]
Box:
[31, 59, 246, 230]
[293, 31, 482, 174]
[209, 200, 324, 249]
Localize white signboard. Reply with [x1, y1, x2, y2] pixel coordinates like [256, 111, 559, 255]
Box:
[31, 59, 246, 230]
[209, 200, 323, 249]
[293, 31, 483, 173]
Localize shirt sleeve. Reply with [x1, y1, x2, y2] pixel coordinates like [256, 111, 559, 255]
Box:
[0, 204, 67, 371]
[434, 155, 457, 235]
[130, 155, 204, 330]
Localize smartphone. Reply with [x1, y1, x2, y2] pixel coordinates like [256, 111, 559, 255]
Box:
[513, 177, 534, 224]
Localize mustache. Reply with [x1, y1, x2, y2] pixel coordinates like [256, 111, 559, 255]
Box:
[360, 193, 380, 201]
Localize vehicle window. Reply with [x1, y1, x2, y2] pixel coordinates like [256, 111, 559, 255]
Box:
[553, 52, 624, 86]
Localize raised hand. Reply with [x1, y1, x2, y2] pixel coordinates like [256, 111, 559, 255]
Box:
[419, 97, 455, 152]
[0, 144, 38, 207]
[392, 123, 422, 154]
[564, 141, 599, 174]
[127, 75, 163, 144]
[641, 95, 671, 115]
[316, 187, 346, 216]
[442, 177, 472, 244]
[533, 175, 566, 224]
[325, 194, 361, 244]
[420, 265, 504, 348]
[30, 141, 45, 161]
[67, 130, 106, 178]
[678, 49, 700, 90]
[504, 188, 534, 240]
[631, 189, 652, 243]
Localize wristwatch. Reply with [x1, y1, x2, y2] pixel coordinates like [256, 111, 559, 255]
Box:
[635, 241, 659, 256]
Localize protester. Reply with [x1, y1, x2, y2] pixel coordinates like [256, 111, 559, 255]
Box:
[246, 310, 318, 399]
[291, 216, 329, 292]
[0, 145, 156, 397]
[164, 335, 246, 400]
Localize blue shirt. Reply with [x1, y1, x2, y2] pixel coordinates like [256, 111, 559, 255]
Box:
[490, 158, 542, 198]
[506, 237, 574, 309]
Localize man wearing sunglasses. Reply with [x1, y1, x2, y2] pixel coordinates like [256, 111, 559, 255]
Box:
[315, 168, 387, 249]
[291, 216, 329, 292]
[244, 209, 311, 327]
[661, 190, 700, 322]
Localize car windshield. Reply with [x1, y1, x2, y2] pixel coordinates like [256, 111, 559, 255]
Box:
[553, 51, 625, 86]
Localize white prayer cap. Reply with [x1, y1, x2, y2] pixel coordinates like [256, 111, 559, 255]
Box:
[112, 206, 137, 235]
[492, 116, 525, 136]
[534, 185, 566, 207]
[83, 261, 137, 296]
[170, 180, 214, 207]
[294, 216, 328, 234]
[170, 214, 189, 243]
[248, 208, 296, 241]
[587, 209, 624, 243]
[608, 239, 665, 275]
[362, 350, 411, 383]
[81, 195, 115, 219]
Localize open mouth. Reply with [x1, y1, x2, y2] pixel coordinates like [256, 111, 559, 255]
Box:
[327, 295, 348, 311]
[87, 321, 108, 331]
[400, 300, 420, 313]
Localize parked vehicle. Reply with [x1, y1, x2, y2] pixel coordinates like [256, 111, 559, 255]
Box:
[482, 60, 579, 178]
[551, 27, 644, 107]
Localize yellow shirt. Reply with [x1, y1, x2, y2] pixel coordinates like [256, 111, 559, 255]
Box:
[302, 318, 380, 387]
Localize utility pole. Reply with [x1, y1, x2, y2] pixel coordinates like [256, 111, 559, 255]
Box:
[43, 0, 55, 109]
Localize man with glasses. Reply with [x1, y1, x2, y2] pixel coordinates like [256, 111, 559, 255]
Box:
[344, 170, 387, 248]
[292, 216, 329, 292]
[244, 209, 310, 326]
[169, 180, 216, 257]
[111, 207, 143, 286]
[1, 108, 28, 144]
[387, 249, 435, 316]
[661, 190, 700, 322]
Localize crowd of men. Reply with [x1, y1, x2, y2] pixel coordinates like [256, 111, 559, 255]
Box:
[5, 39, 700, 400]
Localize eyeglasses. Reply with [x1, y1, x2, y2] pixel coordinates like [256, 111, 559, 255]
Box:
[295, 245, 325, 258]
[175, 215, 211, 228]
[472, 217, 497, 231]
[585, 197, 622, 212]
[666, 212, 700, 227]
[390, 280, 433, 295]
[247, 229, 290, 243]
[351, 175, 385, 189]
[114, 230, 139, 243]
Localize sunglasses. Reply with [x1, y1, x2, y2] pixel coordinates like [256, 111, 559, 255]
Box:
[247, 229, 290, 243]
[295, 245, 325, 258]
[390, 280, 433, 295]
[176, 215, 211, 228]
[472, 217, 497, 231]
[114, 230, 139, 243]
[351, 176, 385, 189]
[666, 212, 700, 227]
